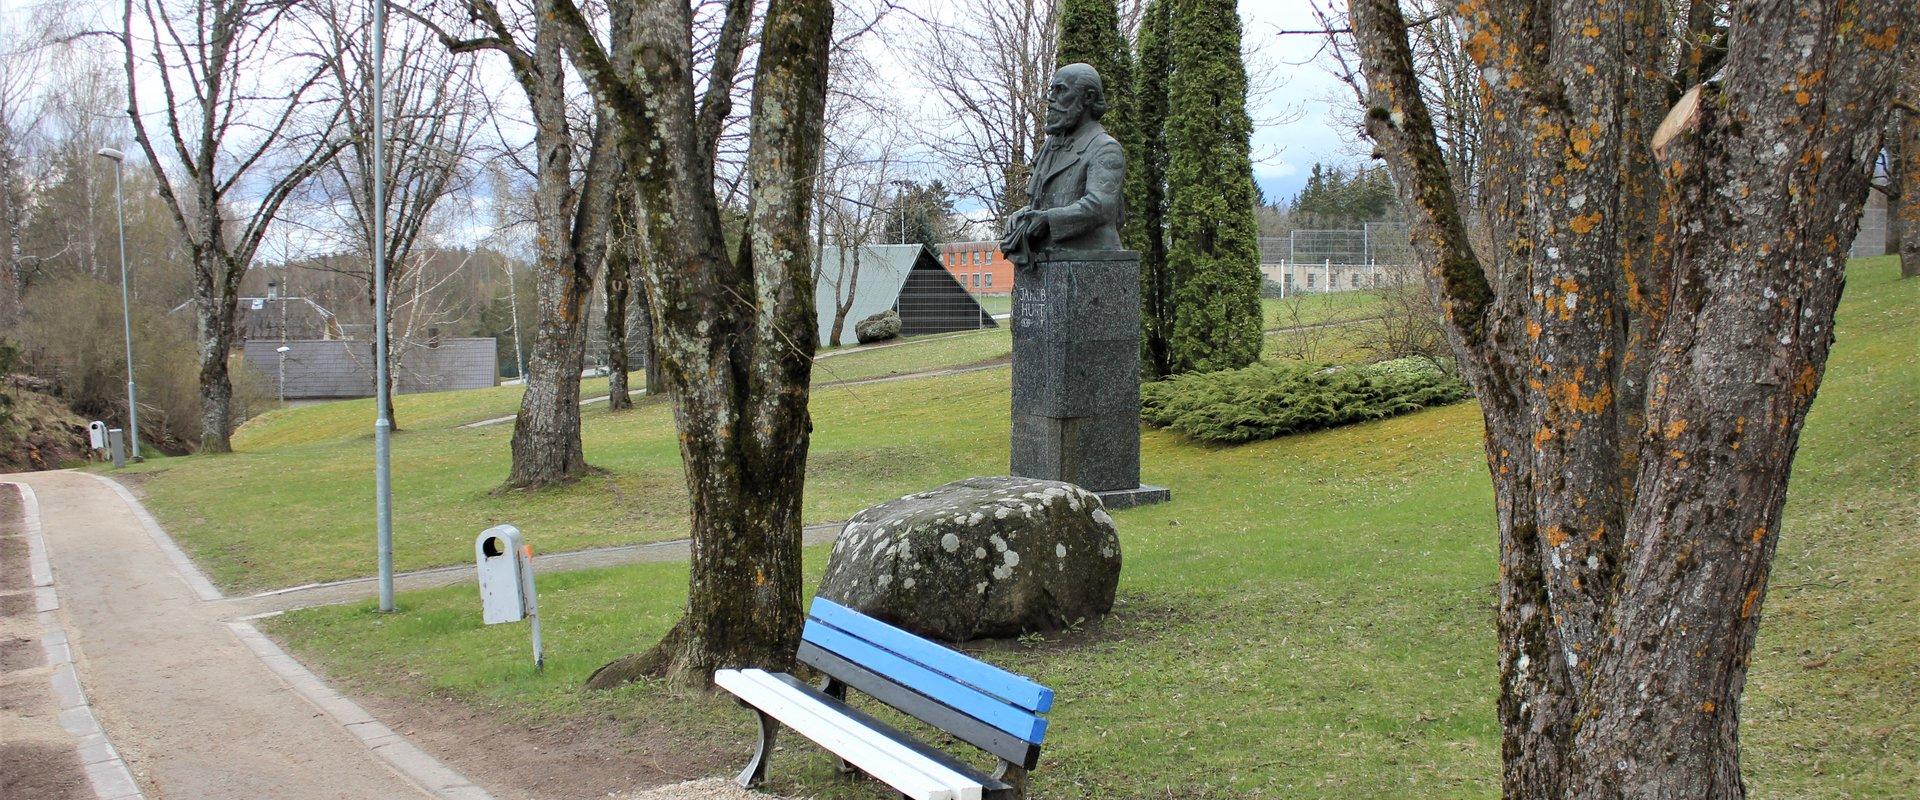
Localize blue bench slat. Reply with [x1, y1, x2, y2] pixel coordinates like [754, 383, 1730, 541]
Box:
[807, 598, 1055, 713]
[803, 620, 1048, 744]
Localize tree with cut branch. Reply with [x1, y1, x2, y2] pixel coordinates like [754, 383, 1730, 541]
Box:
[120, 0, 344, 453]
[535, 0, 832, 687]
[1345, 0, 1907, 795]
[402, 0, 617, 489]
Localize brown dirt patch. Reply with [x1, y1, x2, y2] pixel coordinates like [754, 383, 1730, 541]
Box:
[0, 483, 19, 530]
[0, 382, 89, 472]
[0, 634, 37, 672]
[0, 592, 29, 618]
[0, 742, 90, 800]
[344, 685, 742, 800]
[0, 538, 28, 590]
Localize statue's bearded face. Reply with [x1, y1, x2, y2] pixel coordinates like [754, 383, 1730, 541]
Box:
[1044, 75, 1089, 135]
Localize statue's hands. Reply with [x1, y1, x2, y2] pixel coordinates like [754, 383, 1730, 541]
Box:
[1001, 207, 1035, 250]
[1027, 211, 1050, 239]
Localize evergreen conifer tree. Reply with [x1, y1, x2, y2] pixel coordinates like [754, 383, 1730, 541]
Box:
[1134, 0, 1174, 377]
[1163, 0, 1261, 373]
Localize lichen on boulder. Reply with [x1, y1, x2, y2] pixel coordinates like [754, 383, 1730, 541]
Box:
[853, 308, 902, 344]
[817, 476, 1122, 642]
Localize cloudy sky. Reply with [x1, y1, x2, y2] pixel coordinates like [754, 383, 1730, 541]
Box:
[1236, 0, 1366, 203]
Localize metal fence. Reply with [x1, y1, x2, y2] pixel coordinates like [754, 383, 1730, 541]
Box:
[1265, 207, 1895, 296]
[1260, 223, 1419, 295]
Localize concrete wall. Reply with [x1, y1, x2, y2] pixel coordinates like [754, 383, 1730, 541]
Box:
[1259, 261, 1420, 293]
[243, 338, 497, 399]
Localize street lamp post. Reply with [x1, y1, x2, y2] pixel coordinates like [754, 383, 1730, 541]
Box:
[95, 147, 141, 463]
[372, 0, 395, 612]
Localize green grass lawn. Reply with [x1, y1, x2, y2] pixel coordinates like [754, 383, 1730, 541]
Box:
[1261, 289, 1386, 330]
[813, 327, 1011, 385]
[122, 327, 1014, 593]
[254, 260, 1916, 797]
[974, 294, 1013, 316]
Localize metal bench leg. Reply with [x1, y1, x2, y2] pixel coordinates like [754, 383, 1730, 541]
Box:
[735, 702, 778, 789]
[992, 759, 1030, 799]
[816, 676, 858, 777]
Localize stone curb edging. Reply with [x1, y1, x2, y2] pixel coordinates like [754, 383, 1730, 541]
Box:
[75, 471, 224, 601]
[47, 471, 493, 800]
[225, 620, 497, 800]
[10, 481, 147, 800]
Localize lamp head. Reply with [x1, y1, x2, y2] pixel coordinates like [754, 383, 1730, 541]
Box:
[277, 346, 291, 353]
[96, 147, 124, 162]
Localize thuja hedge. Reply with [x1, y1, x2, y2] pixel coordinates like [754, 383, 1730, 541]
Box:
[1140, 358, 1469, 444]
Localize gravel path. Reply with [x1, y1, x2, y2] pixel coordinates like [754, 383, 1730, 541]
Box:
[6, 470, 442, 799]
[616, 778, 794, 799]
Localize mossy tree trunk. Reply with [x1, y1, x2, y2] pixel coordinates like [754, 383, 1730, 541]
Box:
[605, 181, 635, 411]
[1899, 45, 1919, 279]
[548, 0, 832, 686]
[1349, 0, 1907, 796]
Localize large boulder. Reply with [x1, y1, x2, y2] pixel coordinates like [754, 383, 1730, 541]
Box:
[854, 309, 902, 344]
[818, 477, 1121, 642]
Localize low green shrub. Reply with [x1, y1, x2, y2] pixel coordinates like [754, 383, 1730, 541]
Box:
[1141, 357, 1468, 443]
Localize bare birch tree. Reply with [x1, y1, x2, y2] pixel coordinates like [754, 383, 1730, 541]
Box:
[1346, 0, 1908, 796]
[314, 0, 483, 429]
[121, 0, 344, 452]
[911, 0, 1057, 217]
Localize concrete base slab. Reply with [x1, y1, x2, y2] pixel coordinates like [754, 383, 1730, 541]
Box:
[1094, 484, 1171, 510]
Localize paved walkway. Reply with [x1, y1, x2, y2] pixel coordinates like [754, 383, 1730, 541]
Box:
[3, 470, 465, 800]
[222, 521, 847, 619]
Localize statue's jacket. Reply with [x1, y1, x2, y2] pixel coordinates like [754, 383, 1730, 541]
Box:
[1027, 121, 1125, 251]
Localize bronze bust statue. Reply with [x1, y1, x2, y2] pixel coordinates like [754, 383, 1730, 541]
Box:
[1000, 63, 1125, 267]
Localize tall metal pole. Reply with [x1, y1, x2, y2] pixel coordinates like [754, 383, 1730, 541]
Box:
[99, 149, 140, 462]
[372, 0, 395, 612]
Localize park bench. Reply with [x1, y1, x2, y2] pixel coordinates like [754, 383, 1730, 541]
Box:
[714, 597, 1054, 800]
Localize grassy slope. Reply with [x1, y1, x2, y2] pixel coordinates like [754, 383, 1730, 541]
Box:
[813, 328, 1011, 384]
[265, 258, 1914, 796]
[125, 329, 1014, 593]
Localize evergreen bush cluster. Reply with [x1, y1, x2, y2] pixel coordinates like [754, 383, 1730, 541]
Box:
[1140, 357, 1468, 444]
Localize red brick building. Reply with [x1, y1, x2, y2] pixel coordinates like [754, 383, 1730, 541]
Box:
[937, 240, 1013, 294]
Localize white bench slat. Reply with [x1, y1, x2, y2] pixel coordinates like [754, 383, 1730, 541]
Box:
[715, 669, 985, 800]
[733, 670, 988, 800]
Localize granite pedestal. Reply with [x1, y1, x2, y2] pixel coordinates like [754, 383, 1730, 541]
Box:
[1010, 250, 1169, 509]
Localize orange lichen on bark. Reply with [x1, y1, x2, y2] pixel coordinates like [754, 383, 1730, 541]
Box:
[1863, 26, 1899, 50]
[1741, 584, 1762, 618]
[1570, 212, 1604, 234]
[1663, 418, 1688, 439]
[1793, 363, 1820, 398]
[1545, 525, 1569, 547]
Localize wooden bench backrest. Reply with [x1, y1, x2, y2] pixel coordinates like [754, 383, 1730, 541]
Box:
[800, 598, 1053, 770]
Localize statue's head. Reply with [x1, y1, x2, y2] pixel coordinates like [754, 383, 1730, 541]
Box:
[1045, 63, 1107, 135]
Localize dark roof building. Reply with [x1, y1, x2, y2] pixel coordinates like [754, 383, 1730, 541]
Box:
[814, 244, 997, 346]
